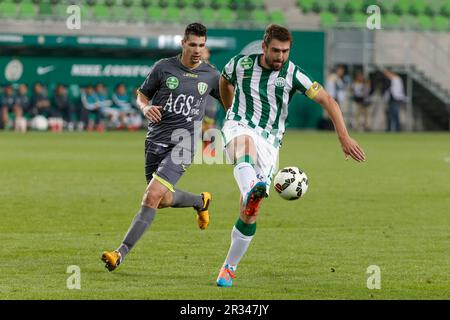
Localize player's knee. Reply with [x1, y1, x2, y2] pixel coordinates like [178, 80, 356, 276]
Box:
[142, 191, 164, 209]
[157, 192, 172, 209]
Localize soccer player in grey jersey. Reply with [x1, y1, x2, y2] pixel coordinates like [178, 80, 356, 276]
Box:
[216, 24, 366, 287]
[101, 23, 221, 271]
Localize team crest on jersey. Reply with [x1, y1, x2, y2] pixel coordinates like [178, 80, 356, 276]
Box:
[197, 82, 208, 95]
[274, 77, 286, 87]
[240, 57, 254, 70]
[166, 76, 179, 90]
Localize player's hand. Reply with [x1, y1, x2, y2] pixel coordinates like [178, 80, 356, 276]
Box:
[142, 105, 162, 123]
[340, 136, 366, 162]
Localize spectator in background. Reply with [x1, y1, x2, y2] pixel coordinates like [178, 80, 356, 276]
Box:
[81, 85, 103, 132]
[15, 84, 30, 116]
[14, 84, 29, 132]
[368, 72, 389, 132]
[326, 66, 347, 106]
[129, 86, 144, 130]
[324, 65, 348, 128]
[95, 83, 113, 110]
[383, 70, 407, 132]
[112, 83, 136, 130]
[1, 84, 20, 130]
[95, 83, 120, 129]
[351, 70, 371, 131]
[30, 83, 51, 117]
[53, 84, 76, 130]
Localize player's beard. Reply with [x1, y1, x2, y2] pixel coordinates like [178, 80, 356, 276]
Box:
[265, 56, 284, 71]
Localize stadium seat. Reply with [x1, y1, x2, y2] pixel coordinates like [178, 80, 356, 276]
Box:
[384, 13, 402, 27]
[442, 0, 450, 16]
[393, 0, 410, 15]
[200, 7, 215, 24]
[249, 0, 264, 10]
[38, 1, 53, 18]
[402, 14, 418, 28]
[217, 7, 235, 24]
[235, 8, 248, 22]
[351, 12, 366, 26]
[192, 0, 203, 9]
[344, 0, 363, 14]
[175, 0, 186, 9]
[424, 0, 440, 15]
[417, 14, 433, 29]
[148, 5, 163, 21]
[92, 4, 110, 21]
[210, 0, 229, 10]
[55, 3, 69, 20]
[111, 4, 130, 22]
[271, 10, 286, 25]
[433, 15, 449, 30]
[140, 0, 153, 8]
[165, 5, 180, 22]
[298, 0, 314, 13]
[312, 0, 329, 13]
[0, 0, 18, 18]
[338, 12, 351, 23]
[251, 9, 268, 26]
[182, 6, 200, 23]
[328, 1, 346, 14]
[377, 0, 396, 13]
[319, 11, 337, 28]
[129, 5, 147, 21]
[157, 0, 176, 8]
[410, 0, 427, 15]
[19, 2, 37, 19]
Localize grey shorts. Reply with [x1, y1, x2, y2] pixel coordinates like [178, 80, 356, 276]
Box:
[144, 139, 192, 191]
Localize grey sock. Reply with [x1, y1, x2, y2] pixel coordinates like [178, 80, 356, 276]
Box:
[119, 206, 156, 260]
[172, 189, 203, 210]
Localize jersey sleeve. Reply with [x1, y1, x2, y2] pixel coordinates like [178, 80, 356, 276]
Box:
[138, 60, 164, 100]
[209, 69, 221, 101]
[221, 55, 242, 86]
[292, 66, 322, 100]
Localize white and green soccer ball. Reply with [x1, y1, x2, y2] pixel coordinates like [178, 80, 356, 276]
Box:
[273, 166, 308, 200]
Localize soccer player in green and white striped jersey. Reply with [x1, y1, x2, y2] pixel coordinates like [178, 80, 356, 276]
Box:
[216, 24, 366, 287]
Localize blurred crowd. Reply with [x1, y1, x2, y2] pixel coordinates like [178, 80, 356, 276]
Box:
[0, 82, 144, 132]
[325, 65, 408, 132]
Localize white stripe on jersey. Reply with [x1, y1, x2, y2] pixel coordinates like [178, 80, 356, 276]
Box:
[249, 62, 263, 126]
[279, 61, 296, 135]
[295, 69, 313, 90]
[236, 59, 246, 121]
[265, 69, 280, 135]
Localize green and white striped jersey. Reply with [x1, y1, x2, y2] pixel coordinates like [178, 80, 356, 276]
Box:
[222, 54, 321, 145]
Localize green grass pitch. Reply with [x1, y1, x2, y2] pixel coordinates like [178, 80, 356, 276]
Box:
[0, 131, 449, 299]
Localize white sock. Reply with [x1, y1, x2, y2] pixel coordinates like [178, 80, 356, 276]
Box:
[233, 162, 257, 199]
[224, 226, 254, 270]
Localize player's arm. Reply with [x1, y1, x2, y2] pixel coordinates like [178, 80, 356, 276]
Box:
[136, 90, 162, 123]
[311, 85, 366, 162]
[137, 62, 164, 123]
[219, 75, 235, 111]
[220, 55, 241, 111]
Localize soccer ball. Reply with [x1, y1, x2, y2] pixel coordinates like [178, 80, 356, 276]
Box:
[31, 115, 48, 131]
[273, 166, 308, 200]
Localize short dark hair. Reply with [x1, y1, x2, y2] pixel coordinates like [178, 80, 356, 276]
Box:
[184, 22, 207, 40]
[263, 24, 292, 46]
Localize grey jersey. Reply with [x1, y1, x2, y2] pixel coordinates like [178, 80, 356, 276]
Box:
[139, 55, 221, 146]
